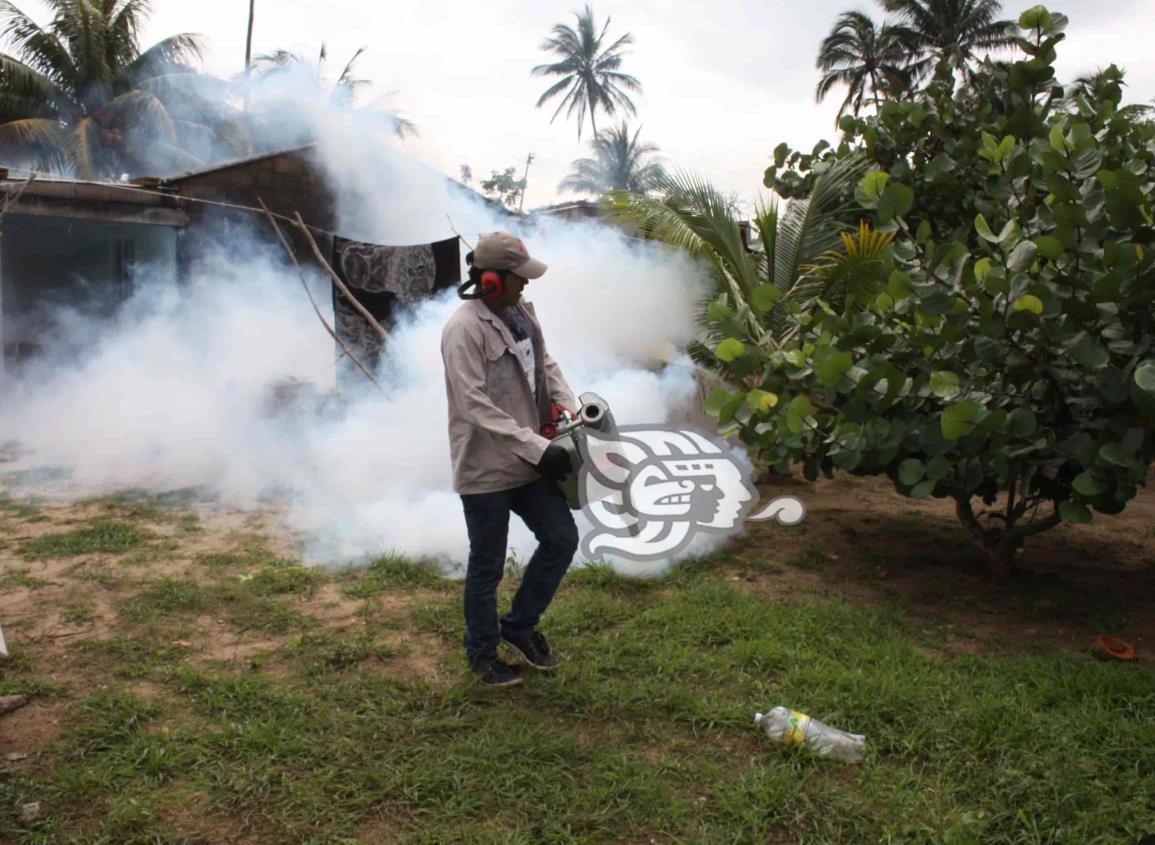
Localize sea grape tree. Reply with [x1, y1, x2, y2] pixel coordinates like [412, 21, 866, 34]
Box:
[707, 7, 1155, 572]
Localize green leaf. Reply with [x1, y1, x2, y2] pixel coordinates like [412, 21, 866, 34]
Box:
[910, 480, 936, 500]
[1019, 6, 1052, 30]
[704, 389, 731, 417]
[916, 220, 932, 244]
[975, 214, 999, 243]
[814, 349, 853, 388]
[898, 458, 925, 486]
[995, 134, 1016, 162]
[930, 370, 961, 399]
[974, 257, 992, 280]
[746, 389, 779, 412]
[1048, 123, 1067, 152]
[1134, 360, 1155, 395]
[855, 171, 890, 208]
[785, 396, 812, 434]
[1099, 442, 1135, 467]
[1007, 408, 1037, 437]
[886, 270, 912, 298]
[1059, 500, 1093, 524]
[1070, 341, 1108, 369]
[877, 183, 914, 222]
[751, 283, 780, 311]
[773, 142, 789, 169]
[925, 455, 951, 481]
[715, 338, 746, 362]
[706, 297, 733, 321]
[1011, 295, 1043, 315]
[1072, 471, 1105, 496]
[1122, 428, 1144, 454]
[718, 395, 744, 425]
[941, 400, 984, 440]
[1034, 236, 1062, 261]
[1007, 240, 1038, 271]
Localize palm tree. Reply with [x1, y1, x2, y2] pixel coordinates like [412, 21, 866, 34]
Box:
[0, 0, 204, 178]
[251, 44, 416, 137]
[532, 4, 642, 140]
[816, 11, 914, 120]
[881, 0, 1017, 79]
[559, 122, 664, 195]
[1067, 66, 1154, 122]
[606, 156, 876, 367]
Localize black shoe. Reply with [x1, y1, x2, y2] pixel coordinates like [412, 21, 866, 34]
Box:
[469, 655, 523, 687]
[501, 630, 560, 671]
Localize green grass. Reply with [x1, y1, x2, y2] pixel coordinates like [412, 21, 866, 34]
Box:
[340, 553, 450, 598]
[118, 575, 311, 636]
[0, 567, 55, 589]
[0, 494, 43, 520]
[19, 519, 152, 559]
[2, 552, 1152, 845]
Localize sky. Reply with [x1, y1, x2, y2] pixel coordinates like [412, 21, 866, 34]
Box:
[47, 0, 1155, 209]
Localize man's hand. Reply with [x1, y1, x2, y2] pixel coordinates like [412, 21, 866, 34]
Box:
[535, 444, 573, 482]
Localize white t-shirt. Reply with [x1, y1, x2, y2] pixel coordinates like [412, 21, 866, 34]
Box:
[499, 305, 536, 399]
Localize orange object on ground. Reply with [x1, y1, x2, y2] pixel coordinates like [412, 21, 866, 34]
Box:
[1092, 634, 1136, 660]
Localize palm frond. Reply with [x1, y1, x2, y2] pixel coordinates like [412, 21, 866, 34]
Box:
[67, 115, 102, 178]
[105, 87, 176, 140]
[0, 1, 76, 87]
[0, 114, 63, 146]
[772, 154, 867, 301]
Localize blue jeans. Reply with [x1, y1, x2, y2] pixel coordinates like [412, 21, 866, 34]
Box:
[460, 479, 578, 662]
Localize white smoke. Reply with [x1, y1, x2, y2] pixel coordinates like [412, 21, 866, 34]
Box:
[0, 72, 738, 573]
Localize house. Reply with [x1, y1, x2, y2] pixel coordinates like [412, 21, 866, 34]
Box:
[156, 145, 335, 278]
[0, 173, 186, 372]
[0, 144, 493, 377]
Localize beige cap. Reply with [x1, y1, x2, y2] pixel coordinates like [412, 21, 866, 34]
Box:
[472, 231, 548, 279]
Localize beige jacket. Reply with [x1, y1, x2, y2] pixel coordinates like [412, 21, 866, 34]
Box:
[441, 299, 578, 495]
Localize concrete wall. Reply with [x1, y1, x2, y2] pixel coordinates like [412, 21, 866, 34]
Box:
[1, 215, 177, 365]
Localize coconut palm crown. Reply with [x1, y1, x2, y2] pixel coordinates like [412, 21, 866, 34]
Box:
[816, 10, 915, 120]
[532, 4, 642, 140]
[559, 122, 664, 195]
[0, 0, 205, 178]
[881, 0, 1017, 78]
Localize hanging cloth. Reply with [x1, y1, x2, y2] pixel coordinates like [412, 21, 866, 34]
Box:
[331, 235, 460, 385]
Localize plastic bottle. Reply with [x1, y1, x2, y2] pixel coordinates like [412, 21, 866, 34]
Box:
[754, 706, 866, 762]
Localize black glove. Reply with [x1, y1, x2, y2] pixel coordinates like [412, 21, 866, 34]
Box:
[536, 444, 573, 482]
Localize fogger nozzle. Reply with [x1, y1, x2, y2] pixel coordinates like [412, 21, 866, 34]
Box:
[549, 392, 615, 510]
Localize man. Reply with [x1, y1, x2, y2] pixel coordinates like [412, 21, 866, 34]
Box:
[440, 231, 579, 687]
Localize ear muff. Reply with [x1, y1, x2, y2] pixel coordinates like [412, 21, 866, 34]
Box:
[479, 270, 504, 299]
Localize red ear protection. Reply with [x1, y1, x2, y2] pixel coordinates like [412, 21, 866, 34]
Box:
[479, 270, 504, 299]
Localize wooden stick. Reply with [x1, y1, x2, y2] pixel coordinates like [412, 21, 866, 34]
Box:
[0, 176, 35, 220]
[291, 211, 388, 339]
[258, 198, 386, 396]
[446, 215, 474, 251]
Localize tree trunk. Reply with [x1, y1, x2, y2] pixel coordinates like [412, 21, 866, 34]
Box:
[243, 0, 256, 111]
[954, 496, 1062, 577]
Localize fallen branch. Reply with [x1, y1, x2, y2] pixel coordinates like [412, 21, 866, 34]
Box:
[292, 212, 388, 340]
[258, 198, 386, 396]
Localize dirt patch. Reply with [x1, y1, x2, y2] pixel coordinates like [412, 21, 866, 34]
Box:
[0, 697, 69, 760]
[728, 472, 1155, 657]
